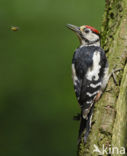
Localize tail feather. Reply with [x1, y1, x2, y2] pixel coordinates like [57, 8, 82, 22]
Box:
[78, 106, 94, 144]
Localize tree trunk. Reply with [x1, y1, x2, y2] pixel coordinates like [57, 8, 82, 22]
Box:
[78, 0, 127, 155]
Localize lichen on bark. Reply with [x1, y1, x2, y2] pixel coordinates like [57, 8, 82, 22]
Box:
[78, 0, 127, 155]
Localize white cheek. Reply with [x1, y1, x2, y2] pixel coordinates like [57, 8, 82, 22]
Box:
[82, 30, 99, 42]
[87, 33, 99, 42]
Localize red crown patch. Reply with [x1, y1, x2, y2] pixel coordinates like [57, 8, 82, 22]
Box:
[85, 25, 99, 34]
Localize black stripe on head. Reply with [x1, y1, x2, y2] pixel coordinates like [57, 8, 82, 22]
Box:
[81, 35, 100, 45]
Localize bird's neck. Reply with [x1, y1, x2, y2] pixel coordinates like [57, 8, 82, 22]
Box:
[80, 40, 100, 47]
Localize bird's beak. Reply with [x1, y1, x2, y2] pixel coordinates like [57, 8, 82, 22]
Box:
[66, 24, 80, 34]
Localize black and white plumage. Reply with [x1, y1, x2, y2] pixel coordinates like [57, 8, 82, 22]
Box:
[72, 46, 108, 117]
[67, 24, 109, 143]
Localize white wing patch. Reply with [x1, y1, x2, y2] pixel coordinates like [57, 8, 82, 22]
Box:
[86, 51, 101, 81]
[90, 82, 101, 88]
[86, 91, 99, 97]
[86, 101, 92, 104]
[72, 64, 78, 85]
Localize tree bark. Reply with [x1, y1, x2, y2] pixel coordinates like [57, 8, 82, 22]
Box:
[78, 0, 127, 155]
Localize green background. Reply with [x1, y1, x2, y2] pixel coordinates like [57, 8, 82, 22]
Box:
[0, 0, 104, 156]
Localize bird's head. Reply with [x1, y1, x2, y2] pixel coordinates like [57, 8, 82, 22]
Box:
[67, 24, 100, 46]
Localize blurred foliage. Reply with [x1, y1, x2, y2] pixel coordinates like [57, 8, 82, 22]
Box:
[0, 0, 104, 156]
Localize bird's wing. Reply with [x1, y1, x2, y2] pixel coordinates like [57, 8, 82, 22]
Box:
[72, 46, 108, 118]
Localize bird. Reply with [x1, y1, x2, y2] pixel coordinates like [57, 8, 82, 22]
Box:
[66, 24, 109, 144]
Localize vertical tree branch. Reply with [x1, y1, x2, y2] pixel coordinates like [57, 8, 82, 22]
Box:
[78, 0, 127, 155]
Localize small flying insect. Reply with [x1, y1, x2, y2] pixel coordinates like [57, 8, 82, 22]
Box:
[11, 26, 19, 31]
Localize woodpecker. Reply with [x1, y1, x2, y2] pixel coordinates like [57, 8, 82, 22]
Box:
[67, 24, 109, 144]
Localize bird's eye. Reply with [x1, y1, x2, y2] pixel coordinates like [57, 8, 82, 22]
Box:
[84, 29, 90, 33]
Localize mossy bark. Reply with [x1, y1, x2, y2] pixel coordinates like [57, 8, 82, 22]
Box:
[78, 0, 127, 155]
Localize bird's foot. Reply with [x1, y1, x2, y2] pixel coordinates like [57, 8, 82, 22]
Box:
[94, 91, 102, 102]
